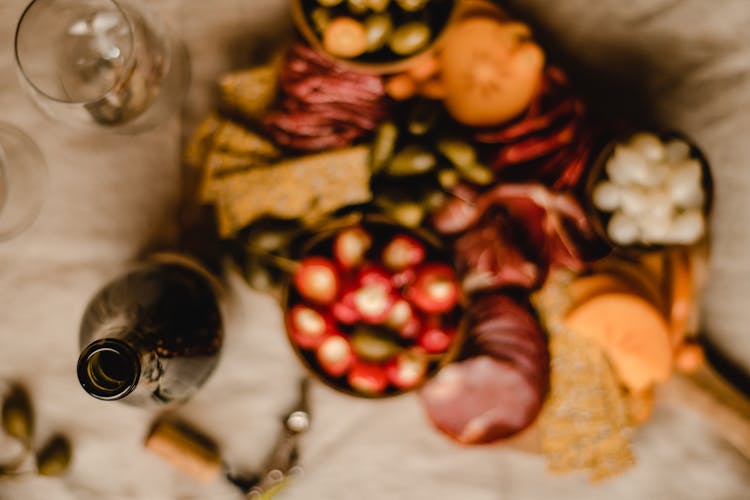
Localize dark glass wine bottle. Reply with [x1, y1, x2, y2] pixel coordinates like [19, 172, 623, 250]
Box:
[77, 253, 223, 406]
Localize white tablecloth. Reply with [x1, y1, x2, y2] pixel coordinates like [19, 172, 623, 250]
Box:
[1, 1, 749, 499]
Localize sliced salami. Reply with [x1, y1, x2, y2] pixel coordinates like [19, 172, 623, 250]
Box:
[474, 337, 547, 391]
[420, 356, 544, 444]
[472, 318, 547, 357]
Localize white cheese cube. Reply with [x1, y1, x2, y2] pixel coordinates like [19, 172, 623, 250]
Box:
[620, 187, 649, 216]
[646, 189, 674, 220]
[606, 145, 649, 185]
[630, 132, 665, 163]
[640, 212, 673, 244]
[607, 211, 640, 245]
[665, 139, 691, 164]
[592, 181, 621, 212]
[668, 160, 704, 208]
[666, 210, 705, 244]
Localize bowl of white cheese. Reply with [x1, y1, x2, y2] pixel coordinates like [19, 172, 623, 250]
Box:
[584, 130, 713, 252]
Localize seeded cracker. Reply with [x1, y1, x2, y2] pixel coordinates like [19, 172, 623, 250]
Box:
[211, 120, 281, 161]
[184, 113, 221, 169]
[533, 271, 635, 481]
[219, 65, 280, 120]
[214, 146, 371, 237]
[199, 121, 281, 202]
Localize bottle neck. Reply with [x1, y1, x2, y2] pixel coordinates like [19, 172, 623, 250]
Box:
[77, 338, 141, 401]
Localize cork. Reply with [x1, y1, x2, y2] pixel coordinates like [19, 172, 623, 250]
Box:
[145, 420, 223, 483]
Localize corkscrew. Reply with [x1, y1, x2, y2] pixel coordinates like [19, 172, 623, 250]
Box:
[228, 378, 311, 498]
[145, 378, 312, 499]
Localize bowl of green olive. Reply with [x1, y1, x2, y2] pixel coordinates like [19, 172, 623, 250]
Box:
[292, 0, 456, 74]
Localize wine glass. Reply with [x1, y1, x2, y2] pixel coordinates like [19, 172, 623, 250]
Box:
[0, 123, 48, 241]
[14, 0, 189, 133]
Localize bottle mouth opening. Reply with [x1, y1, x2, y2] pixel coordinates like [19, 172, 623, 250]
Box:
[77, 339, 140, 401]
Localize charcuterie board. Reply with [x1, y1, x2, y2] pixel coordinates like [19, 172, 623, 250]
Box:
[181, 0, 750, 481]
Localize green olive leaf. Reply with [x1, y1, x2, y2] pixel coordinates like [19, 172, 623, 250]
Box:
[2, 385, 34, 446]
[36, 435, 72, 477]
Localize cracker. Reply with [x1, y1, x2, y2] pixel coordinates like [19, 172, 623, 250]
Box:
[213, 146, 372, 237]
[533, 271, 635, 481]
[183, 113, 221, 169]
[199, 152, 262, 203]
[211, 120, 280, 160]
[219, 65, 279, 120]
[197, 121, 281, 203]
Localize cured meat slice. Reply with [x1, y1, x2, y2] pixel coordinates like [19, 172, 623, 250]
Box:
[420, 356, 544, 444]
[475, 339, 547, 392]
[472, 325, 545, 363]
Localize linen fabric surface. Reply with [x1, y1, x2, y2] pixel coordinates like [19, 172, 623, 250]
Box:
[1, 1, 749, 499]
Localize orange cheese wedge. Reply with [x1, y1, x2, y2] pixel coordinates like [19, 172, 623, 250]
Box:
[568, 274, 642, 311]
[563, 292, 672, 392]
[591, 258, 666, 314]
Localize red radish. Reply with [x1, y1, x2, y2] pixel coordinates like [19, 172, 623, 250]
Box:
[386, 300, 421, 338]
[382, 235, 426, 271]
[334, 226, 372, 269]
[419, 324, 455, 354]
[293, 257, 340, 305]
[406, 264, 459, 313]
[332, 299, 360, 325]
[289, 305, 332, 349]
[316, 336, 354, 377]
[348, 362, 388, 394]
[386, 351, 428, 389]
[391, 268, 417, 288]
[356, 264, 393, 289]
[353, 265, 396, 323]
[331, 281, 360, 325]
[353, 284, 395, 324]
[401, 317, 422, 339]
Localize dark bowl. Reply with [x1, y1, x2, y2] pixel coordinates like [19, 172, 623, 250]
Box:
[281, 216, 464, 398]
[583, 130, 714, 255]
[291, 0, 457, 75]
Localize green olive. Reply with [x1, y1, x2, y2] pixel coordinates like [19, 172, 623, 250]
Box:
[388, 22, 431, 56]
[248, 231, 292, 253]
[351, 327, 401, 362]
[456, 163, 495, 186]
[311, 7, 332, 34]
[437, 168, 460, 190]
[366, 0, 391, 13]
[2, 386, 33, 445]
[36, 435, 72, 476]
[243, 219, 298, 254]
[408, 99, 440, 136]
[395, 0, 430, 12]
[245, 257, 282, 293]
[364, 13, 393, 52]
[386, 145, 436, 176]
[422, 190, 447, 211]
[437, 138, 477, 169]
[347, 0, 369, 14]
[317, 0, 343, 7]
[370, 121, 399, 174]
[386, 202, 425, 227]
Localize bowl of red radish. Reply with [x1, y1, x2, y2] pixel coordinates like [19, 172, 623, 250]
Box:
[284, 220, 463, 398]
